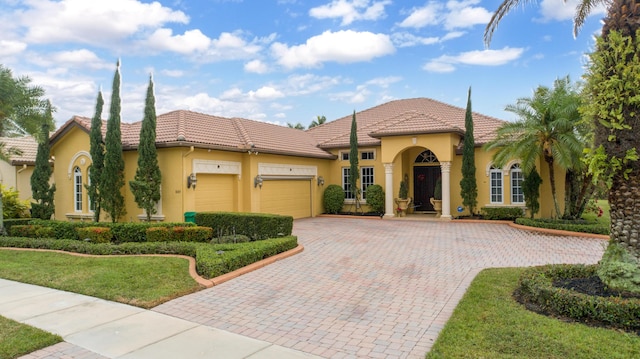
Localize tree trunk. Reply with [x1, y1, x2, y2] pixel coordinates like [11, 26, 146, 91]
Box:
[546, 157, 561, 218]
[609, 171, 640, 260]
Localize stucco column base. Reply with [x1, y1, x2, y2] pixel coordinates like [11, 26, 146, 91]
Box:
[383, 163, 395, 218]
[440, 161, 452, 219]
[439, 215, 452, 220]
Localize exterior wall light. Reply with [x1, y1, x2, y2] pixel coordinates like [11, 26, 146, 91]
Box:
[254, 175, 263, 188]
[187, 173, 197, 189]
[317, 176, 325, 186]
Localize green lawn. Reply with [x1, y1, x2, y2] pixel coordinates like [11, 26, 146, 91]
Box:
[0, 250, 202, 308]
[427, 268, 640, 359]
[582, 199, 611, 225]
[0, 315, 61, 359]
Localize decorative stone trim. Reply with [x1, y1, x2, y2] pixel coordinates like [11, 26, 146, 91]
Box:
[193, 159, 242, 178]
[258, 163, 317, 177]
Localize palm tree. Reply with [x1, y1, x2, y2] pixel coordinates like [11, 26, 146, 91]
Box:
[486, 0, 640, 291]
[484, 0, 608, 45]
[309, 115, 327, 128]
[484, 76, 583, 218]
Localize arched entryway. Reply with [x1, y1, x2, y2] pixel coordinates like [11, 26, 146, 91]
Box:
[412, 150, 441, 212]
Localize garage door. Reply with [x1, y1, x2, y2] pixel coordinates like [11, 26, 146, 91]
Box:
[260, 179, 311, 219]
[195, 174, 236, 212]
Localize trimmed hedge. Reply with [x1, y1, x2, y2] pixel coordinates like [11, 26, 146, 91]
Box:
[515, 217, 610, 235]
[76, 227, 112, 243]
[0, 235, 298, 280]
[3, 218, 32, 232]
[195, 236, 298, 278]
[27, 220, 197, 242]
[145, 226, 213, 242]
[480, 207, 524, 220]
[323, 184, 345, 214]
[195, 212, 292, 241]
[516, 264, 640, 332]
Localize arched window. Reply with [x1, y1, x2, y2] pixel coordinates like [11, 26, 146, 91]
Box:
[414, 150, 439, 163]
[489, 165, 503, 204]
[510, 163, 524, 204]
[74, 167, 83, 212]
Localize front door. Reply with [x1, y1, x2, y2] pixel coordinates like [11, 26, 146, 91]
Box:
[413, 166, 441, 211]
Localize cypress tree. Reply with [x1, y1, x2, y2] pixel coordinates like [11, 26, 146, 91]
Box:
[129, 75, 161, 221]
[349, 111, 360, 209]
[460, 87, 478, 215]
[87, 90, 104, 221]
[522, 167, 542, 218]
[101, 60, 126, 222]
[30, 101, 55, 219]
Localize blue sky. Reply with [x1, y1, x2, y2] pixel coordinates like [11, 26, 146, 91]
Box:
[0, 0, 606, 129]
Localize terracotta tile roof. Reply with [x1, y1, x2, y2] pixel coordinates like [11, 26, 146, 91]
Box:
[50, 98, 505, 159]
[1, 136, 39, 165]
[306, 97, 506, 148]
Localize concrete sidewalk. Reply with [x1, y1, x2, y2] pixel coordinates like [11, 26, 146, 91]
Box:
[0, 278, 320, 359]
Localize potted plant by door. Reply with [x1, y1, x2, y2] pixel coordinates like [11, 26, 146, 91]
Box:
[430, 177, 442, 218]
[395, 180, 412, 217]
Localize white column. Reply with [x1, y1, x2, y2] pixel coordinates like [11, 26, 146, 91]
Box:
[384, 163, 395, 218]
[440, 161, 452, 220]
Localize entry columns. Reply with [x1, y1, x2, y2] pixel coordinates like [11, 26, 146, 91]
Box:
[383, 163, 395, 218]
[440, 161, 452, 220]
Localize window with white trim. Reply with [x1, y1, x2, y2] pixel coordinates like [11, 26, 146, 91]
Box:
[489, 166, 503, 204]
[342, 167, 354, 199]
[74, 166, 83, 212]
[361, 167, 374, 199]
[341, 152, 349, 161]
[361, 151, 375, 160]
[511, 164, 524, 204]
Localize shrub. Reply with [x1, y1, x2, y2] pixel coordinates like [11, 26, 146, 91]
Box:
[76, 227, 113, 243]
[196, 236, 298, 278]
[323, 184, 345, 214]
[9, 225, 39, 238]
[598, 243, 640, 294]
[516, 264, 640, 332]
[3, 218, 31, 233]
[27, 220, 197, 242]
[480, 207, 523, 220]
[146, 227, 170, 242]
[515, 217, 609, 235]
[365, 184, 384, 213]
[195, 212, 292, 241]
[213, 234, 251, 244]
[1, 184, 30, 219]
[183, 226, 213, 242]
[35, 226, 56, 238]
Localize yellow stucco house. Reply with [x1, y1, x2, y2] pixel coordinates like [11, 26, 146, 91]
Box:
[0, 136, 38, 201]
[49, 97, 564, 222]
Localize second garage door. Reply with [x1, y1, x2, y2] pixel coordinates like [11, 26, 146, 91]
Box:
[260, 179, 311, 219]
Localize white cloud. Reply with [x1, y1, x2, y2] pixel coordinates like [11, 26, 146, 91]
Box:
[423, 47, 524, 72]
[309, 0, 391, 25]
[51, 49, 111, 69]
[391, 31, 463, 47]
[199, 32, 271, 62]
[271, 30, 395, 69]
[146, 28, 211, 54]
[538, 0, 606, 22]
[365, 76, 402, 88]
[444, 0, 492, 30]
[283, 74, 343, 96]
[244, 59, 269, 74]
[20, 0, 188, 44]
[0, 40, 27, 57]
[397, 3, 442, 28]
[219, 86, 284, 101]
[160, 69, 184, 77]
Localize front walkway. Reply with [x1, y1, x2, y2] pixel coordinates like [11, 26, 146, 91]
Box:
[154, 218, 606, 358]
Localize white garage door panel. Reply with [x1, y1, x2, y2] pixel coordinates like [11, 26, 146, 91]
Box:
[195, 174, 235, 212]
[261, 180, 311, 219]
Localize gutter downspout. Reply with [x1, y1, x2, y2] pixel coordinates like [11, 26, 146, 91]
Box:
[182, 146, 195, 220]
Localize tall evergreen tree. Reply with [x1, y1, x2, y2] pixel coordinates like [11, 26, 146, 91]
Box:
[87, 91, 104, 222]
[460, 87, 478, 215]
[129, 75, 162, 221]
[30, 101, 55, 220]
[101, 61, 126, 222]
[522, 167, 542, 219]
[349, 111, 360, 210]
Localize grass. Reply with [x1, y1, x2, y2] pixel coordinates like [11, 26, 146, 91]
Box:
[0, 315, 61, 359]
[427, 268, 640, 359]
[0, 250, 202, 308]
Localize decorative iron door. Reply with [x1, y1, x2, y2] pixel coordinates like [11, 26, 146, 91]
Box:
[413, 166, 440, 211]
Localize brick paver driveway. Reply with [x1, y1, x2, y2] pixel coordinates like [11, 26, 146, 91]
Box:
[154, 218, 606, 358]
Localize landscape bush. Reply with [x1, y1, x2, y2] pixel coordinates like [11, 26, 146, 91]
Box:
[515, 264, 640, 332]
[515, 217, 609, 235]
[195, 212, 292, 241]
[365, 184, 385, 214]
[323, 184, 345, 214]
[480, 207, 524, 220]
[76, 227, 113, 243]
[27, 220, 197, 242]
